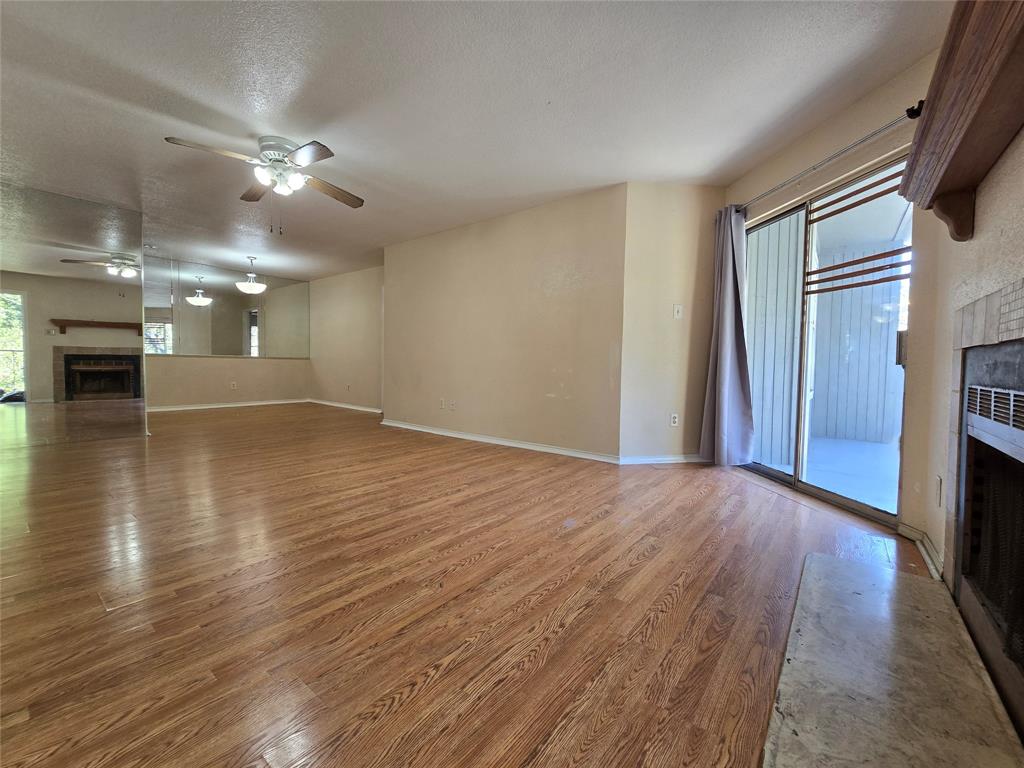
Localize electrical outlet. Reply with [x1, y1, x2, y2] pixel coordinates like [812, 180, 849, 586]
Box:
[449, 400, 456, 410]
[670, 413, 679, 427]
[440, 398, 445, 409]
[346, 384, 351, 391]
[672, 304, 683, 320]
[230, 381, 238, 390]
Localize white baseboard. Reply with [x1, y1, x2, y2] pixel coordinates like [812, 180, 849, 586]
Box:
[380, 419, 620, 464]
[897, 522, 942, 580]
[147, 399, 306, 412]
[307, 399, 382, 414]
[618, 454, 707, 465]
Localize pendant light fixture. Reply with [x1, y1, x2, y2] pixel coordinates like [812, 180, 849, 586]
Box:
[235, 257, 267, 295]
[185, 275, 213, 307]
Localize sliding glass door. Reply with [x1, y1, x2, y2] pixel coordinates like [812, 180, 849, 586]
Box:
[744, 209, 804, 478]
[744, 161, 912, 520]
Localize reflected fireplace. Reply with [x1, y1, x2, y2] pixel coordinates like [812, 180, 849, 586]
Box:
[955, 340, 1024, 736]
[63, 353, 142, 401]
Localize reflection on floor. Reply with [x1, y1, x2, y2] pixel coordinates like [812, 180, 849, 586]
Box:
[0, 400, 146, 448]
[803, 436, 900, 514]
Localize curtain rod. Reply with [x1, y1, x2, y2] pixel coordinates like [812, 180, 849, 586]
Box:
[738, 102, 923, 212]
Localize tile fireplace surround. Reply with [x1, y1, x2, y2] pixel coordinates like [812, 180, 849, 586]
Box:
[944, 277, 1024, 586]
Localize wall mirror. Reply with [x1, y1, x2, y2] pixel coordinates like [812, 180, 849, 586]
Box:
[142, 255, 309, 359]
[0, 183, 146, 446]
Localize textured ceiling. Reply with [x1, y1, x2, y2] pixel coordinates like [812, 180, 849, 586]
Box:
[0, 183, 142, 284]
[0, 1, 951, 281]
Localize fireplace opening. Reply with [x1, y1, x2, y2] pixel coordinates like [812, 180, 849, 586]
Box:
[963, 438, 1024, 666]
[62, 353, 142, 401]
[69, 364, 133, 400]
[957, 342, 1024, 736]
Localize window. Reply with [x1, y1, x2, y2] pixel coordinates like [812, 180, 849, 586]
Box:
[143, 322, 174, 354]
[248, 309, 259, 357]
[0, 291, 26, 393]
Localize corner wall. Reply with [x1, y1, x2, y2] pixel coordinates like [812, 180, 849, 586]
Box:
[723, 47, 1024, 579]
[382, 185, 629, 458]
[619, 183, 724, 460]
[906, 128, 1024, 579]
[309, 266, 383, 409]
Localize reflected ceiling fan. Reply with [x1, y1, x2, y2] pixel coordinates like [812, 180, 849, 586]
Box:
[60, 251, 139, 279]
[164, 135, 364, 208]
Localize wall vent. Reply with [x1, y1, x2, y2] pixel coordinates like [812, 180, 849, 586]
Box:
[967, 386, 1024, 430]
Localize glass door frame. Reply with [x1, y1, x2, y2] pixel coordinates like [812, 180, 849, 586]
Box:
[742, 157, 911, 529]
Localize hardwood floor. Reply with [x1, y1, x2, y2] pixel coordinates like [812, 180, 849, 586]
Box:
[0, 400, 146, 448]
[0, 403, 924, 768]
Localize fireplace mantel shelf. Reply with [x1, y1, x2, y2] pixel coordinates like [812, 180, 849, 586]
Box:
[50, 319, 143, 336]
[900, 2, 1024, 241]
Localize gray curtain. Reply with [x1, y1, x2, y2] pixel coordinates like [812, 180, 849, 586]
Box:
[699, 205, 754, 465]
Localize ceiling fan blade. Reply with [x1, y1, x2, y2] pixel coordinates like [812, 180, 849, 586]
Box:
[287, 141, 334, 168]
[60, 259, 113, 267]
[24, 238, 114, 255]
[164, 136, 258, 163]
[240, 183, 270, 202]
[305, 175, 364, 208]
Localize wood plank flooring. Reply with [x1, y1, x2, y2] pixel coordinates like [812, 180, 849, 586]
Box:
[0, 403, 925, 768]
[0, 400, 146, 448]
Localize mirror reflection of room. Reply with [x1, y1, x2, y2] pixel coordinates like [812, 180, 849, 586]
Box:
[143, 255, 309, 358]
[0, 184, 146, 446]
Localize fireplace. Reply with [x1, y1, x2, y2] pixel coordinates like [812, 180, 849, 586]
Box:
[63, 353, 142, 401]
[955, 340, 1024, 735]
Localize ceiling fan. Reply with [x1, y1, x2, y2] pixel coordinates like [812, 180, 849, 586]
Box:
[60, 251, 139, 278]
[164, 135, 364, 208]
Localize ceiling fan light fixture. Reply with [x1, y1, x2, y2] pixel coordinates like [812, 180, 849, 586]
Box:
[235, 258, 267, 295]
[253, 165, 273, 186]
[120, 266, 138, 279]
[106, 264, 120, 276]
[287, 171, 306, 190]
[273, 180, 293, 196]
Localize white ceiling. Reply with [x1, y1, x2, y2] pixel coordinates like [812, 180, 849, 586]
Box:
[0, 2, 951, 281]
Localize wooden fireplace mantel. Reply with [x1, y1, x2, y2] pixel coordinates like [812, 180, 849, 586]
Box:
[50, 319, 143, 336]
[900, 1, 1024, 242]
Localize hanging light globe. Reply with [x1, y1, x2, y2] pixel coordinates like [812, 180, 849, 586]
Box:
[185, 276, 213, 306]
[235, 257, 267, 295]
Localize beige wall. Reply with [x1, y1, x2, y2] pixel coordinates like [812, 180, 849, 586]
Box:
[619, 183, 724, 458]
[0, 271, 142, 401]
[144, 354, 310, 408]
[264, 282, 310, 358]
[904, 128, 1024, 572]
[728, 52, 938, 222]
[174, 300, 213, 355]
[309, 266, 383, 409]
[210, 291, 249, 356]
[383, 184, 628, 457]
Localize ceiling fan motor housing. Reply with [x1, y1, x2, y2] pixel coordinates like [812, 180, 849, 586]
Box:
[257, 136, 300, 165]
